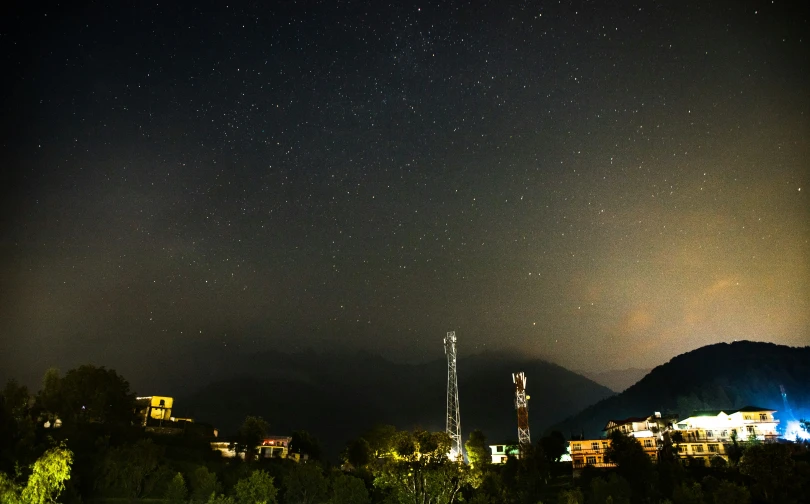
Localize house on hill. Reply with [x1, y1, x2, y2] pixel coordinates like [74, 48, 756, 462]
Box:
[569, 408, 780, 474]
[669, 406, 779, 464]
[488, 443, 520, 464]
[569, 437, 614, 470]
[211, 436, 307, 462]
[673, 406, 779, 442]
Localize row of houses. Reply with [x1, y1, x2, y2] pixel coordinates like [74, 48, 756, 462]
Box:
[569, 406, 780, 470]
[136, 395, 307, 461]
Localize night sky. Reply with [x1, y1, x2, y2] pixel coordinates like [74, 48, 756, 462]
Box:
[2, 0, 808, 389]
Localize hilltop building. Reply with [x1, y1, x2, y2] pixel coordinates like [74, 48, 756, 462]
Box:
[211, 436, 306, 462]
[569, 406, 780, 473]
[136, 396, 194, 426]
[135, 395, 218, 438]
[570, 437, 614, 469]
[673, 406, 779, 442]
[670, 406, 779, 463]
[604, 411, 679, 438]
[488, 443, 520, 464]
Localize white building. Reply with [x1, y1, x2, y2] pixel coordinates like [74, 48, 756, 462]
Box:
[673, 406, 779, 442]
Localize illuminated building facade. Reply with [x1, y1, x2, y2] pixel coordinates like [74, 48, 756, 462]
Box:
[136, 396, 174, 425]
[604, 412, 679, 463]
[673, 406, 779, 442]
[135, 396, 195, 434]
[211, 436, 302, 461]
[488, 443, 520, 464]
[569, 438, 615, 469]
[670, 406, 779, 464]
[259, 436, 292, 459]
[570, 407, 781, 472]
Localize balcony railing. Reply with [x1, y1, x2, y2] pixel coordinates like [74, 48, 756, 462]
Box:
[676, 434, 779, 444]
[570, 447, 610, 454]
[572, 461, 617, 469]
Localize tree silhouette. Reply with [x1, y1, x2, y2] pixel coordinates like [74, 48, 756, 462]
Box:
[0, 442, 73, 504]
[232, 416, 270, 462]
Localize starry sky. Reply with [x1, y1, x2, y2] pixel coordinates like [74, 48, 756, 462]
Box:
[1, 0, 808, 389]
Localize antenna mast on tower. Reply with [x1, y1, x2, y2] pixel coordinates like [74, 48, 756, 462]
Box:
[513, 371, 531, 448]
[444, 331, 463, 461]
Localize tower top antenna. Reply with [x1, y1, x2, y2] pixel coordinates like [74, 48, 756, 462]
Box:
[513, 371, 531, 449]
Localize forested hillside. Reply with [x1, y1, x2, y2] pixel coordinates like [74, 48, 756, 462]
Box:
[552, 341, 810, 437]
[180, 350, 614, 459]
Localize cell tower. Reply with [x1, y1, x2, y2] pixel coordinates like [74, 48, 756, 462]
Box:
[444, 331, 463, 461]
[513, 371, 531, 448]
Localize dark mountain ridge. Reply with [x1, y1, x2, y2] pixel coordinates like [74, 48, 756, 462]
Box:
[177, 349, 614, 460]
[582, 367, 651, 393]
[551, 341, 810, 437]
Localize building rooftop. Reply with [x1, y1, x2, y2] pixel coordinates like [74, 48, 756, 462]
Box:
[736, 406, 776, 413]
[689, 410, 727, 417]
[688, 406, 776, 417]
[603, 417, 649, 430]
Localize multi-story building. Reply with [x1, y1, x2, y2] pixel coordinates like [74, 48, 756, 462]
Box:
[569, 438, 614, 470]
[673, 406, 779, 442]
[135, 395, 196, 434]
[670, 406, 779, 464]
[136, 396, 175, 425]
[570, 407, 780, 471]
[604, 412, 679, 463]
[605, 412, 679, 437]
[571, 413, 676, 471]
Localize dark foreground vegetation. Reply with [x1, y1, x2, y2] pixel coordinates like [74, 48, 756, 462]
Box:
[2, 364, 810, 503]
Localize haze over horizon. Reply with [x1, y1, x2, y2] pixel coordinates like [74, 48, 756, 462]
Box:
[2, 0, 808, 390]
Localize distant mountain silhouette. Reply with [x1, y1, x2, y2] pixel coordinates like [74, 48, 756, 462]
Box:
[177, 349, 614, 460]
[582, 368, 651, 393]
[551, 341, 810, 438]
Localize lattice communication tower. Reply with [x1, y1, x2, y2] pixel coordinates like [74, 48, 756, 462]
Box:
[444, 331, 463, 461]
[513, 371, 531, 448]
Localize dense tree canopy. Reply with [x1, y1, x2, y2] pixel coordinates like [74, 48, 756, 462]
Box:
[37, 365, 136, 428]
[0, 442, 73, 504]
[464, 430, 490, 469]
[2, 363, 810, 504]
[232, 416, 271, 462]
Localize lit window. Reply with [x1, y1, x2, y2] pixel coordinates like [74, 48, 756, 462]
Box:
[744, 415, 751, 420]
[586, 456, 596, 465]
[644, 439, 653, 447]
[572, 444, 581, 451]
[759, 414, 767, 421]
[591, 442, 599, 450]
